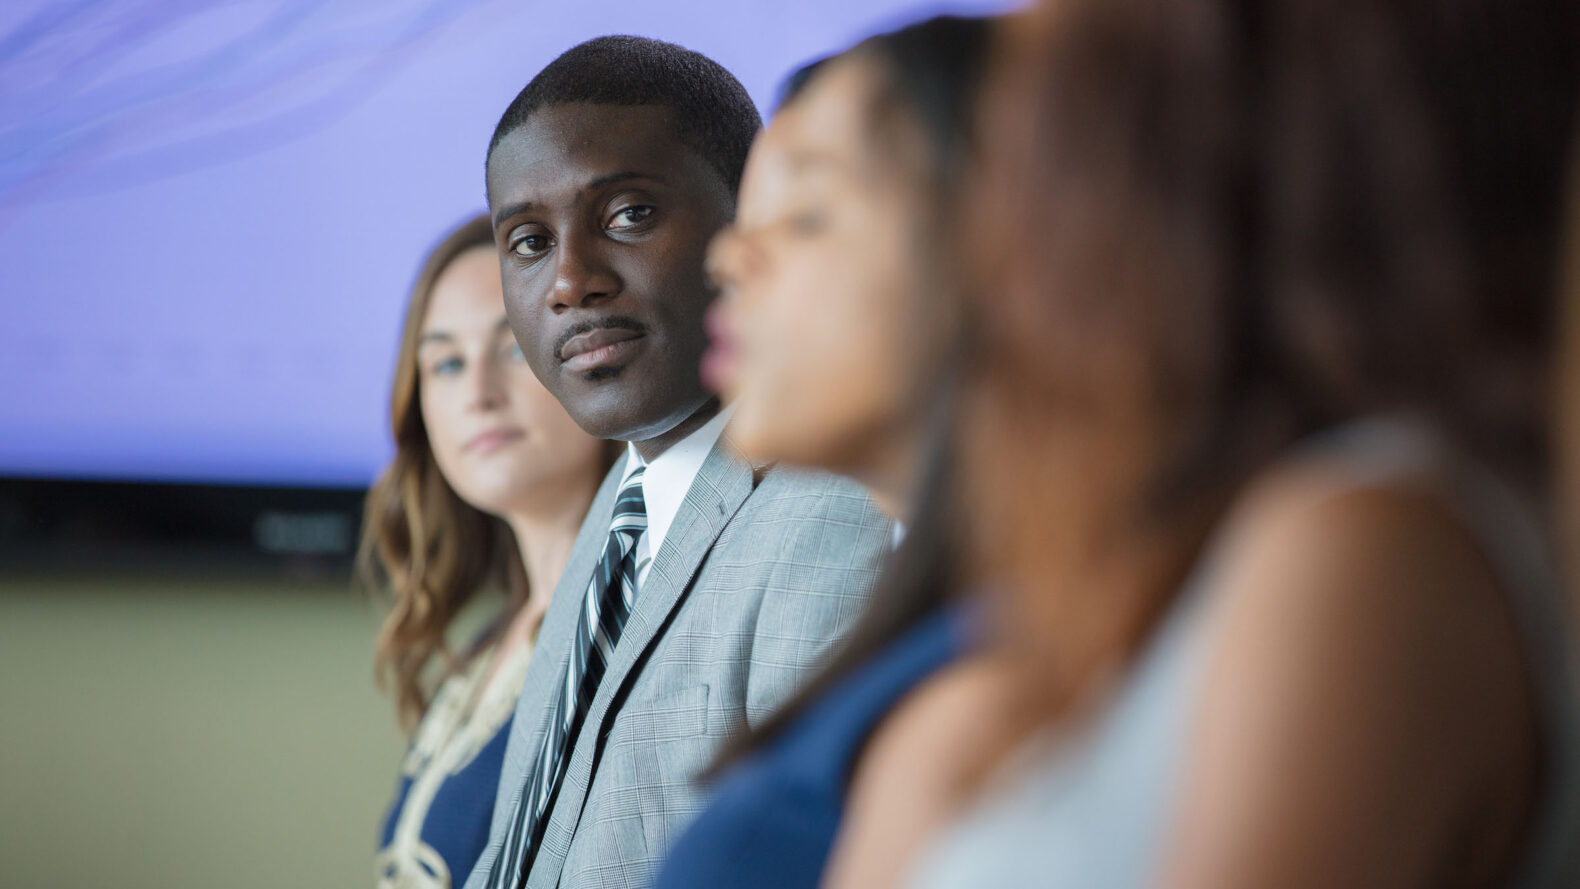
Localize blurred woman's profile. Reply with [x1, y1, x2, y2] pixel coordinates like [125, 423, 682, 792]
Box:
[702, 20, 975, 519]
[650, 17, 992, 889]
[359, 214, 616, 889]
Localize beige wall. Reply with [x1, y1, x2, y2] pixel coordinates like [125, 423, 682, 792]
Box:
[0, 573, 406, 889]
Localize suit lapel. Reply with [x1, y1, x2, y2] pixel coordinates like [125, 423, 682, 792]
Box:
[530, 437, 755, 884]
[498, 454, 627, 804]
[617, 437, 755, 663]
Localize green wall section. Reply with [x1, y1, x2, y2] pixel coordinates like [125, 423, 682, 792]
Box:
[0, 575, 406, 889]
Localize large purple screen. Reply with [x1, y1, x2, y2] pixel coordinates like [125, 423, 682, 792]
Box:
[1, 0, 1014, 487]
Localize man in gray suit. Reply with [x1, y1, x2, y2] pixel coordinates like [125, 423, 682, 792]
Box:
[464, 37, 891, 889]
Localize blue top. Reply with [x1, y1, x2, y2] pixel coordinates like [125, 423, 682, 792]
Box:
[377, 641, 533, 888]
[378, 718, 512, 885]
[653, 605, 971, 889]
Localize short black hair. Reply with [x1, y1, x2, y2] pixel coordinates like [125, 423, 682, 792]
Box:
[487, 35, 762, 195]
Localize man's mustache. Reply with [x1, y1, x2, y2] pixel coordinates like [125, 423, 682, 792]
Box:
[552, 316, 648, 359]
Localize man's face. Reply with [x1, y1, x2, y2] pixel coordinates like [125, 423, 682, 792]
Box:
[486, 103, 735, 442]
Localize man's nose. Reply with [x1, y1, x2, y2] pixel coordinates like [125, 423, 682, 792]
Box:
[549, 233, 622, 310]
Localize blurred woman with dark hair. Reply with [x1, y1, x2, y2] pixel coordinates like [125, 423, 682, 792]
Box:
[808, 1, 1580, 888]
[649, 16, 993, 889]
[360, 214, 616, 889]
[1562, 146, 1580, 616]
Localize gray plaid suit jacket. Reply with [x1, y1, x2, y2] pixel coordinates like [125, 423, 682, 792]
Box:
[462, 434, 891, 889]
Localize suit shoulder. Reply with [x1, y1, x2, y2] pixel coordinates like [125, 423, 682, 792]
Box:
[748, 464, 883, 514]
[716, 465, 891, 561]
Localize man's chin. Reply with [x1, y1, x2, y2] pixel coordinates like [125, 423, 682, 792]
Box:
[569, 399, 716, 447]
[563, 398, 653, 443]
[581, 364, 626, 384]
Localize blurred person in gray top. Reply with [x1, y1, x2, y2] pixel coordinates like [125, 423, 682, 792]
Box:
[463, 36, 890, 889]
[807, 2, 1580, 889]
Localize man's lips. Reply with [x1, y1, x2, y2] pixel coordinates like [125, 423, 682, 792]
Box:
[559, 326, 646, 373]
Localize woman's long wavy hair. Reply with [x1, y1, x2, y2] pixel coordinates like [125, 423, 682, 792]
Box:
[965, 0, 1578, 730]
[358, 214, 530, 734]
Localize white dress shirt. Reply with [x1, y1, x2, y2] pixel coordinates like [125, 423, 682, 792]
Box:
[621, 404, 735, 588]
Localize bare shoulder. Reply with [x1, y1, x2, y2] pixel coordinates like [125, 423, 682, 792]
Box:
[1164, 460, 1540, 888]
[822, 654, 1021, 889]
[1206, 458, 1532, 722]
[866, 653, 1020, 783]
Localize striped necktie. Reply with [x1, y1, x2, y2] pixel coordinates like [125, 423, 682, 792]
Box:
[487, 466, 647, 889]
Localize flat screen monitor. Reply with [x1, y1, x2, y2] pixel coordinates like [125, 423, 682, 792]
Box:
[1, 0, 1014, 491]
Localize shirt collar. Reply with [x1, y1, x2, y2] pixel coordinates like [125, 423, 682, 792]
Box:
[622, 403, 735, 557]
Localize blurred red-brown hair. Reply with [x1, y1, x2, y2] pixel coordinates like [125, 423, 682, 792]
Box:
[963, 0, 1578, 723]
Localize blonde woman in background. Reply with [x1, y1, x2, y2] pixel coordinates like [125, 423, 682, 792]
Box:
[360, 214, 617, 889]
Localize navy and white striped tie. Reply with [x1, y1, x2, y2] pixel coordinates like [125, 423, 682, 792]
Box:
[488, 466, 647, 889]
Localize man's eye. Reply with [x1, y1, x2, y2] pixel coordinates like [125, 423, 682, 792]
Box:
[608, 206, 654, 230]
[430, 356, 463, 376]
[511, 234, 550, 256]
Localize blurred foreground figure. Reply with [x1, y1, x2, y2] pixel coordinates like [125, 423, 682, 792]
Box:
[652, 17, 990, 889]
[821, 2, 1580, 888]
[361, 215, 616, 888]
[1563, 147, 1580, 611]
